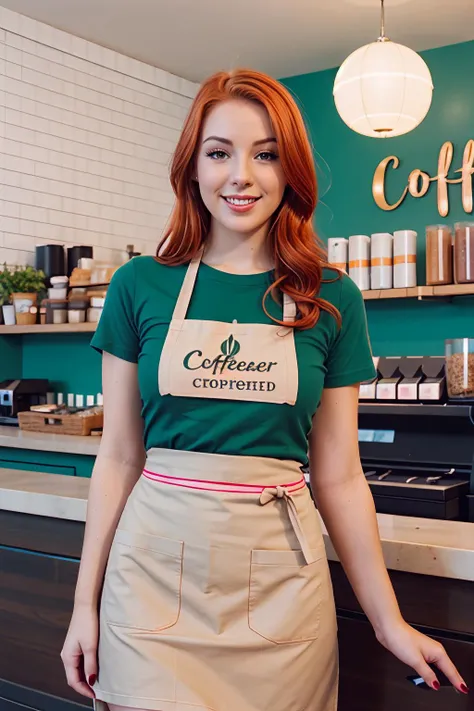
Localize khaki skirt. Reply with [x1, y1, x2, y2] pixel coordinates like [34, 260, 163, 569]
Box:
[94, 448, 338, 711]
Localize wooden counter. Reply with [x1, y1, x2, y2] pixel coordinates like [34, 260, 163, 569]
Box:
[1, 469, 472, 581]
[0, 425, 101, 455]
[0, 469, 472, 711]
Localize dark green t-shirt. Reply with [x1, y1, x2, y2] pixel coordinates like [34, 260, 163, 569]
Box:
[91, 256, 375, 466]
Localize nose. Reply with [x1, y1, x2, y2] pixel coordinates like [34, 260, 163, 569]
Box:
[230, 155, 253, 189]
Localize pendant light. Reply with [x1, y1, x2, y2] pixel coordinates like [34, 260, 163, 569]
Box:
[333, 0, 434, 138]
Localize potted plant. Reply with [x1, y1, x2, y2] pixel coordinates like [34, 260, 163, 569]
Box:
[0, 263, 16, 326]
[10, 265, 46, 325]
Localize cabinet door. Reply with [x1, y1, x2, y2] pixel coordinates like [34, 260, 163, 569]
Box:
[338, 616, 473, 711]
[0, 447, 94, 477]
[0, 547, 87, 704]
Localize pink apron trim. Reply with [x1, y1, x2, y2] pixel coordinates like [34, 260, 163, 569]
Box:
[142, 468, 306, 495]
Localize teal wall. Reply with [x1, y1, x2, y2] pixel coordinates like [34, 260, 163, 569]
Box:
[1, 41, 473, 402]
[281, 40, 474, 356]
[21, 333, 102, 397]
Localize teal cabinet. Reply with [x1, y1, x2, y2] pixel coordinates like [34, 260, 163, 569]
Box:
[0, 447, 95, 478]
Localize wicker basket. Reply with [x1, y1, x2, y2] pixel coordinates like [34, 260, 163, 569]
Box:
[18, 410, 103, 436]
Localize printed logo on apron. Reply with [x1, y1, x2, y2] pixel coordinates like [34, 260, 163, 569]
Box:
[158, 249, 299, 405]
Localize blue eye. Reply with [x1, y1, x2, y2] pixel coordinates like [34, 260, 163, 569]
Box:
[256, 151, 278, 161]
[205, 149, 228, 160]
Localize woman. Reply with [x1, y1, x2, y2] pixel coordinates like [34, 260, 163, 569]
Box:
[61, 69, 467, 711]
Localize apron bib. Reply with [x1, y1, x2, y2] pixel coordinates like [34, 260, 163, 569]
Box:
[158, 249, 298, 405]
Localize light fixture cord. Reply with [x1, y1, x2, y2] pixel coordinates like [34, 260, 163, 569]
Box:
[379, 0, 386, 40]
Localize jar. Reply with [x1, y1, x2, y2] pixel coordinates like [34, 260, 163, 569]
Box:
[371, 232, 393, 290]
[45, 299, 68, 324]
[68, 298, 89, 324]
[454, 222, 474, 283]
[393, 230, 417, 288]
[87, 306, 103, 323]
[327, 238, 348, 272]
[48, 286, 68, 300]
[348, 235, 370, 291]
[445, 338, 474, 399]
[426, 225, 453, 285]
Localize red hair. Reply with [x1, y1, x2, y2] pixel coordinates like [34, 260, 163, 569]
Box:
[157, 68, 340, 330]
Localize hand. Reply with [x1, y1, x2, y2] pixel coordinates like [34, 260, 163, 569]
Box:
[60, 603, 98, 699]
[376, 620, 469, 694]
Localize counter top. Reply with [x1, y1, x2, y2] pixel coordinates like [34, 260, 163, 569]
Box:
[0, 425, 100, 455]
[0, 468, 473, 582]
[0, 468, 89, 521]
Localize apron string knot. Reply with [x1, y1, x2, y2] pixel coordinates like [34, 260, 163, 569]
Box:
[259, 487, 316, 565]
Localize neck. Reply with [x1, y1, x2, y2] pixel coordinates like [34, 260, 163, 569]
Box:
[202, 221, 274, 274]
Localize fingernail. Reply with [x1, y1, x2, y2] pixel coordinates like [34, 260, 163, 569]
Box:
[460, 684, 469, 694]
[88, 674, 96, 686]
[432, 681, 440, 691]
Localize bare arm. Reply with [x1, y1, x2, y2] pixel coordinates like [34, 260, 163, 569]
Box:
[74, 352, 146, 608]
[309, 385, 467, 693]
[62, 352, 146, 698]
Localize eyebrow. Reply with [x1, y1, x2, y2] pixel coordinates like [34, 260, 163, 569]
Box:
[202, 136, 277, 146]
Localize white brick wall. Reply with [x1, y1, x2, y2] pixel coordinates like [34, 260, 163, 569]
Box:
[0, 6, 198, 268]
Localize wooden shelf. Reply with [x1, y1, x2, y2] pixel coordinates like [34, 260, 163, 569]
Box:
[69, 281, 110, 289]
[0, 322, 97, 335]
[362, 283, 474, 300]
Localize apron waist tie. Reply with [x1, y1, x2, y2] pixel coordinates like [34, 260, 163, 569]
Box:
[259, 486, 316, 565]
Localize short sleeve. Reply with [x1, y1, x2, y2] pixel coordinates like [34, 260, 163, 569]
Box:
[90, 259, 139, 363]
[324, 275, 376, 388]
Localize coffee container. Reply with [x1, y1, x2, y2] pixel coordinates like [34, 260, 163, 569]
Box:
[393, 230, 417, 288]
[454, 222, 474, 284]
[327, 238, 348, 272]
[370, 233, 393, 289]
[426, 225, 453, 286]
[348, 235, 370, 291]
[445, 339, 474, 399]
[67, 246, 94, 277]
[35, 244, 66, 286]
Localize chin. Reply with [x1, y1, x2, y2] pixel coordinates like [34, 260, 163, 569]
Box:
[220, 217, 264, 233]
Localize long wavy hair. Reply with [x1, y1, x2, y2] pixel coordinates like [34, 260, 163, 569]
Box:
[156, 68, 340, 330]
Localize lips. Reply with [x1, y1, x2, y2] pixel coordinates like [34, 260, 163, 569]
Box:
[222, 196, 260, 206]
[221, 195, 261, 213]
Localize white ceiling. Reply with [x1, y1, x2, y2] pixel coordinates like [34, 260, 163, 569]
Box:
[1, 0, 473, 82]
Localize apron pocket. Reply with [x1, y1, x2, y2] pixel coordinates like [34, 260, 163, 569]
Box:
[103, 528, 183, 631]
[248, 548, 324, 644]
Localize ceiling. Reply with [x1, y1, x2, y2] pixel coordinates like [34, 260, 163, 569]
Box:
[1, 0, 473, 82]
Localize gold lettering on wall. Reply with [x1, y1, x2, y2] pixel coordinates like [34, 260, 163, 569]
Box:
[372, 140, 474, 217]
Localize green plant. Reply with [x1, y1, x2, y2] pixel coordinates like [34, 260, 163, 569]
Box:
[10, 265, 46, 295]
[0, 263, 15, 306]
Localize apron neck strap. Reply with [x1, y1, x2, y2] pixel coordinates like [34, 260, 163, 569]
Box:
[172, 247, 204, 321]
[172, 247, 297, 324]
[283, 293, 297, 323]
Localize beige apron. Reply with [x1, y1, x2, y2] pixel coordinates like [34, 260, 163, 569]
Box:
[94, 254, 338, 711]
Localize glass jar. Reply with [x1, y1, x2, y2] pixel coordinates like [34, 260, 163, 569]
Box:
[426, 225, 453, 285]
[445, 338, 474, 399]
[454, 222, 474, 283]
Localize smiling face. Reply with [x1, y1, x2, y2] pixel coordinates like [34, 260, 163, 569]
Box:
[195, 99, 286, 237]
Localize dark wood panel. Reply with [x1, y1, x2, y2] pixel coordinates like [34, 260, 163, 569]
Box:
[0, 511, 84, 559]
[338, 616, 474, 711]
[330, 562, 474, 637]
[0, 548, 85, 704]
[0, 680, 91, 711]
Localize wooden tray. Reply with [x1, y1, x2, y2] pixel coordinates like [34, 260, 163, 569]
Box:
[18, 410, 103, 436]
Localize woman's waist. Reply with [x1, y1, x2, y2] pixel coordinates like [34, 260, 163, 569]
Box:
[144, 447, 305, 488]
